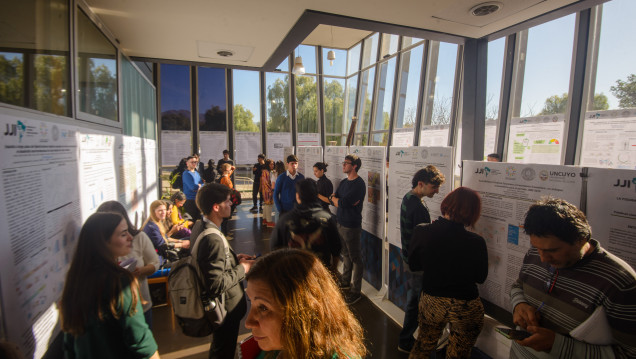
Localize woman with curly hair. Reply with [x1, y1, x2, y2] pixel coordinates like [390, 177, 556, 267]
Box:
[245, 248, 366, 359]
[60, 212, 159, 358]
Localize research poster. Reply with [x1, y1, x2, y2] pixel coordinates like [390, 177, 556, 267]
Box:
[484, 121, 497, 159]
[160, 130, 190, 167]
[506, 115, 564, 164]
[79, 132, 118, 221]
[266, 132, 292, 163]
[297, 146, 323, 179]
[142, 138, 159, 224]
[235, 131, 261, 165]
[199, 131, 227, 163]
[297, 132, 320, 146]
[580, 110, 636, 169]
[419, 124, 449, 147]
[350, 146, 387, 239]
[462, 161, 583, 312]
[323, 146, 349, 215]
[392, 128, 414, 147]
[0, 113, 82, 358]
[586, 168, 636, 269]
[387, 146, 454, 247]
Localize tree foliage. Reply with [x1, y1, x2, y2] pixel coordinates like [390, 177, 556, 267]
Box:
[610, 74, 636, 108]
[201, 105, 226, 131]
[0, 55, 24, 107]
[233, 104, 259, 132]
[295, 76, 318, 133]
[539, 92, 608, 115]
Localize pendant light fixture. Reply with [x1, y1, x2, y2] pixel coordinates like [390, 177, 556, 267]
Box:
[327, 26, 336, 66]
[292, 47, 305, 75]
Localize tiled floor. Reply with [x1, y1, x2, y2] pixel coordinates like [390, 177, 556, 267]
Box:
[151, 203, 406, 359]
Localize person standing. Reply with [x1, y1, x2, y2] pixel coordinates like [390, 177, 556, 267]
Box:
[398, 165, 445, 353]
[192, 183, 256, 359]
[329, 154, 366, 304]
[183, 155, 204, 221]
[314, 162, 334, 211]
[260, 159, 275, 227]
[510, 197, 636, 359]
[216, 150, 234, 179]
[250, 154, 265, 213]
[274, 154, 305, 216]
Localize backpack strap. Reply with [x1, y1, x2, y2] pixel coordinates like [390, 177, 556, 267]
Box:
[191, 221, 229, 304]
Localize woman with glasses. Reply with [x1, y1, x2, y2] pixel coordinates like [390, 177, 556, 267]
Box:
[407, 187, 488, 358]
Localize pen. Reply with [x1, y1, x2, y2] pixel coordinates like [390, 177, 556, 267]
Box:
[535, 302, 545, 313]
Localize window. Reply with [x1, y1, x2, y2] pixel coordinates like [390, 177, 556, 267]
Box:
[484, 37, 505, 158]
[380, 34, 399, 59]
[121, 56, 156, 139]
[297, 45, 317, 75]
[160, 64, 191, 166]
[232, 69, 261, 164]
[361, 33, 379, 69]
[77, 9, 117, 121]
[373, 57, 397, 131]
[198, 66, 227, 162]
[392, 43, 424, 147]
[358, 67, 376, 134]
[347, 43, 361, 76]
[266, 73, 290, 132]
[295, 74, 319, 140]
[324, 77, 345, 145]
[322, 48, 347, 77]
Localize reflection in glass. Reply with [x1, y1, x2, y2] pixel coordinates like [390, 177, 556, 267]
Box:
[402, 36, 425, 49]
[324, 78, 345, 137]
[381, 34, 399, 58]
[395, 44, 424, 128]
[361, 33, 379, 69]
[295, 75, 318, 133]
[344, 75, 358, 133]
[266, 72, 290, 132]
[297, 45, 317, 74]
[371, 132, 388, 146]
[122, 56, 156, 139]
[347, 43, 361, 76]
[322, 48, 347, 77]
[198, 67, 226, 131]
[77, 9, 117, 121]
[358, 67, 376, 132]
[429, 42, 458, 126]
[232, 70, 261, 132]
[160, 64, 191, 131]
[0, 0, 70, 116]
[374, 58, 396, 131]
[484, 38, 505, 156]
[518, 14, 575, 117]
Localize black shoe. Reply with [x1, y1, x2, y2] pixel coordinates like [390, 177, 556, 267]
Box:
[249, 206, 258, 212]
[345, 292, 362, 305]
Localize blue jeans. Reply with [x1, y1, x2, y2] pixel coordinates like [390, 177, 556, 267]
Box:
[399, 265, 423, 350]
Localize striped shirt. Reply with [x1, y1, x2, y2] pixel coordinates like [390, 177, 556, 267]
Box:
[510, 239, 636, 358]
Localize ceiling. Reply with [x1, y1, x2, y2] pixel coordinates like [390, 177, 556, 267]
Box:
[84, 0, 582, 70]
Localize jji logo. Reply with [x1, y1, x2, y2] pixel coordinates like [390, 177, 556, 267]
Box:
[4, 121, 26, 142]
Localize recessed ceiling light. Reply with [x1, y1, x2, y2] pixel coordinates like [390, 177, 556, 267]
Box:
[470, 2, 503, 16]
[216, 50, 234, 57]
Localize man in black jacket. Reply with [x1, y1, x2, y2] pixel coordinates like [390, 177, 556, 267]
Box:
[250, 154, 265, 212]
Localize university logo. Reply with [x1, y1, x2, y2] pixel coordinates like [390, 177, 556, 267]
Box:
[395, 150, 405, 157]
[505, 166, 517, 178]
[539, 170, 549, 181]
[521, 167, 536, 181]
[4, 121, 27, 142]
[613, 178, 636, 192]
[474, 167, 491, 177]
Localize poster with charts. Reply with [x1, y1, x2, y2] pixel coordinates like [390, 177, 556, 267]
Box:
[323, 146, 349, 215]
[79, 132, 118, 221]
[506, 115, 564, 164]
[0, 112, 82, 358]
[349, 146, 387, 239]
[462, 161, 582, 311]
[387, 146, 454, 247]
[266, 132, 292, 163]
[199, 131, 227, 163]
[585, 167, 636, 270]
[297, 146, 323, 178]
[580, 110, 636, 169]
[297, 132, 320, 146]
[161, 130, 190, 167]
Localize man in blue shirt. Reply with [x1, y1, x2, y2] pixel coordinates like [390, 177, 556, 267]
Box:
[274, 154, 305, 216]
[329, 154, 366, 304]
[182, 155, 203, 221]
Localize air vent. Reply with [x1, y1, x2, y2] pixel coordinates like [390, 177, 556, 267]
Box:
[470, 2, 503, 16]
[216, 50, 234, 57]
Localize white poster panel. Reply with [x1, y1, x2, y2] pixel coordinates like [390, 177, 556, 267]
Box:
[586, 168, 636, 269]
[484, 121, 497, 159]
[323, 146, 349, 214]
[392, 128, 414, 147]
[350, 146, 387, 239]
[506, 115, 564, 164]
[419, 124, 449, 147]
[161, 130, 190, 167]
[0, 113, 82, 358]
[462, 160, 583, 311]
[297, 146, 323, 178]
[283, 146, 295, 164]
[267, 132, 292, 163]
[235, 131, 261, 165]
[297, 132, 320, 146]
[79, 132, 118, 221]
[387, 147, 454, 247]
[580, 110, 636, 169]
[117, 136, 143, 212]
[142, 138, 159, 224]
[199, 131, 227, 163]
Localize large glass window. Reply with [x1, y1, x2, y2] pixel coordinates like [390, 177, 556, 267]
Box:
[485, 37, 505, 158]
[77, 9, 117, 121]
[402, 36, 425, 49]
[347, 43, 361, 76]
[198, 66, 227, 162]
[160, 64, 191, 166]
[295, 75, 319, 136]
[266, 72, 292, 162]
[341, 74, 358, 145]
[361, 33, 379, 69]
[297, 45, 317, 75]
[324, 77, 345, 145]
[0, 0, 70, 116]
[380, 34, 399, 59]
[233, 69, 261, 164]
[393, 43, 424, 147]
[122, 56, 156, 139]
[322, 48, 347, 77]
[358, 67, 376, 135]
[428, 42, 458, 126]
[373, 57, 396, 131]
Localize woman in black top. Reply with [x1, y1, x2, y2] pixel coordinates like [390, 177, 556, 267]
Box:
[408, 187, 488, 359]
[313, 162, 333, 211]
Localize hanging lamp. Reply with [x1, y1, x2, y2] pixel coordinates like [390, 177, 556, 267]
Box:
[292, 47, 305, 75]
[327, 26, 336, 66]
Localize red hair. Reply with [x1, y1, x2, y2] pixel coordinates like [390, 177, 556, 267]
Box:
[440, 187, 481, 226]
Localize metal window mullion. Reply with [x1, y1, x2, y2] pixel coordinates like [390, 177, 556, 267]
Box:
[502, 30, 528, 161]
[259, 71, 267, 155]
[226, 69, 234, 155]
[495, 34, 517, 158]
[290, 70, 298, 149]
[317, 46, 326, 147]
[449, 44, 465, 149]
[190, 66, 198, 155]
[386, 36, 403, 150]
[413, 40, 431, 145]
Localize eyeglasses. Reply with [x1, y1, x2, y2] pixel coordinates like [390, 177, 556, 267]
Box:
[342, 162, 352, 166]
[545, 267, 558, 294]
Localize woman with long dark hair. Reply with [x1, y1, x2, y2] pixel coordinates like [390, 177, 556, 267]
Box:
[60, 212, 159, 358]
[407, 187, 488, 359]
[313, 162, 333, 211]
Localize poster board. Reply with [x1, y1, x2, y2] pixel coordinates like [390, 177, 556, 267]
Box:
[585, 167, 636, 269]
[579, 110, 636, 169]
[387, 146, 454, 247]
[296, 146, 323, 179]
[506, 115, 564, 164]
[323, 146, 348, 215]
[391, 128, 414, 147]
[160, 130, 190, 167]
[297, 132, 320, 146]
[199, 131, 227, 163]
[266, 132, 292, 163]
[462, 161, 583, 312]
[349, 146, 387, 240]
[235, 132, 261, 165]
[419, 124, 450, 147]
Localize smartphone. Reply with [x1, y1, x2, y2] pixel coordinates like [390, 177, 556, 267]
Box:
[495, 327, 532, 340]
